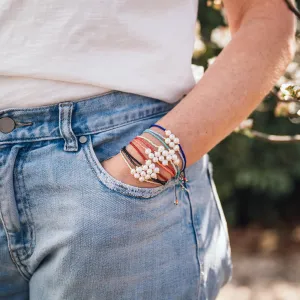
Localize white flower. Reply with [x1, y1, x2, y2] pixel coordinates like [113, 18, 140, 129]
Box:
[211, 26, 231, 48]
[191, 64, 204, 83]
[286, 62, 299, 74]
[207, 56, 217, 66]
[280, 82, 294, 96]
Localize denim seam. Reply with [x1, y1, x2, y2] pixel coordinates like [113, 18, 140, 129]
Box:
[0, 150, 32, 281]
[15, 145, 35, 263]
[0, 209, 31, 281]
[64, 103, 77, 150]
[0, 110, 170, 145]
[184, 188, 204, 300]
[207, 163, 230, 246]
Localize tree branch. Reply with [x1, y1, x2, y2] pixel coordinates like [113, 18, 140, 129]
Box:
[238, 129, 300, 143]
[284, 0, 300, 19]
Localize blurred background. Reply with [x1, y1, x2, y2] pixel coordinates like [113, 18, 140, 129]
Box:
[193, 1, 300, 299]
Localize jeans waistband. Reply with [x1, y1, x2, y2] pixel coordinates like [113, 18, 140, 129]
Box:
[0, 91, 179, 150]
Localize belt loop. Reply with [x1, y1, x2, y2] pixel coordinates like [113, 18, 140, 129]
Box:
[58, 102, 78, 152]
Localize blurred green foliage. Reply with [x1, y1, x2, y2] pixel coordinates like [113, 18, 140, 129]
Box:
[196, 1, 300, 227]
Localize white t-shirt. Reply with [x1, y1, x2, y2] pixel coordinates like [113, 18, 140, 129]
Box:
[0, 0, 198, 110]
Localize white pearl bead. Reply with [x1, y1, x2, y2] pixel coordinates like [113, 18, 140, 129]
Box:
[147, 169, 153, 174]
[142, 165, 148, 171]
[130, 169, 136, 174]
[169, 149, 175, 155]
[162, 160, 168, 165]
[169, 142, 175, 148]
[134, 173, 140, 178]
[172, 154, 178, 161]
[165, 138, 170, 144]
[149, 163, 155, 169]
[148, 153, 154, 159]
[162, 150, 168, 156]
[153, 157, 158, 162]
[145, 148, 152, 154]
[139, 176, 145, 182]
[165, 130, 171, 136]
[151, 173, 157, 179]
[175, 159, 180, 165]
[159, 156, 164, 162]
[158, 146, 164, 152]
[169, 134, 175, 140]
[174, 145, 180, 151]
[145, 174, 151, 180]
[166, 155, 172, 161]
[140, 171, 146, 177]
[136, 167, 143, 173]
[154, 167, 160, 173]
[174, 138, 179, 144]
[154, 151, 160, 157]
[146, 160, 152, 166]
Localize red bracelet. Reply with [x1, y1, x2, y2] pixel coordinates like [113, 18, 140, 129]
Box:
[129, 140, 169, 182]
[133, 137, 176, 177]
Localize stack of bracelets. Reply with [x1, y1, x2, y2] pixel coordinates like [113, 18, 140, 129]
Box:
[119, 124, 188, 203]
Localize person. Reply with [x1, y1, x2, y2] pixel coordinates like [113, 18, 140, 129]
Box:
[0, 0, 295, 299]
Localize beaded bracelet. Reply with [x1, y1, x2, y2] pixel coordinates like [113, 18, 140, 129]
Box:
[147, 124, 188, 191]
[141, 129, 182, 178]
[133, 136, 176, 177]
[149, 124, 187, 171]
[120, 146, 166, 185]
[129, 140, 169, 182]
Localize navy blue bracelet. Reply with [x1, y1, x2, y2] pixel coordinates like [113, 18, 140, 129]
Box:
[149, 124, 187, 171]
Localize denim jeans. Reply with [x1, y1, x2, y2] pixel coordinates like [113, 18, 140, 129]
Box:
[0, 91, 232, 300]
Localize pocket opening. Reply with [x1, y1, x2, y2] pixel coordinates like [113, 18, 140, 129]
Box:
[82, 135, 178, 199]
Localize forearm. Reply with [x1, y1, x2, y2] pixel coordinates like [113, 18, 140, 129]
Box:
[155, 2, 296, 167]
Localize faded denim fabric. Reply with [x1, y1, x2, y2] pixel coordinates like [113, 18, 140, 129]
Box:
[0, 91, 232, 300]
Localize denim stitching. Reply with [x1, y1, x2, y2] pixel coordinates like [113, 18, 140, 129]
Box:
[65, 103, 78, 151]
[0, 210, 30, 281]
[183, 188, 204, 300]
[0, 146, 32, 281]
[0, 111, 170, 145]
[82, 136, 176, 199]
[17, 145, 35, 261]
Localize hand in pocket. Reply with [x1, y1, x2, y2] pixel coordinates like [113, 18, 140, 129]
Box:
[101, 152, 173, 189]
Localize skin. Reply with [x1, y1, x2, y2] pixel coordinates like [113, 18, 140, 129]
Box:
[102, 0, 296, 188]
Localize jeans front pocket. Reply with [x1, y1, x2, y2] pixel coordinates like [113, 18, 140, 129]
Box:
[81, 115, 179, 200]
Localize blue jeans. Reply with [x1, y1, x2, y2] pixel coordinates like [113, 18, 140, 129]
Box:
[0, 91, 232, 300]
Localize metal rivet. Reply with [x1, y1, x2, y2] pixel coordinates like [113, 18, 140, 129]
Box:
[79, 136, 88, 144]
[0, 117, 15, 133]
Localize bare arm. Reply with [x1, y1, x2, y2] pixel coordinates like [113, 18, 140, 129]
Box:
[155, 0, 296, 167]
[103, 0, 296, 187]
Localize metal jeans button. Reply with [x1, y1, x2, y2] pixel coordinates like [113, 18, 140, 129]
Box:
[0, 117, 15, 133]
